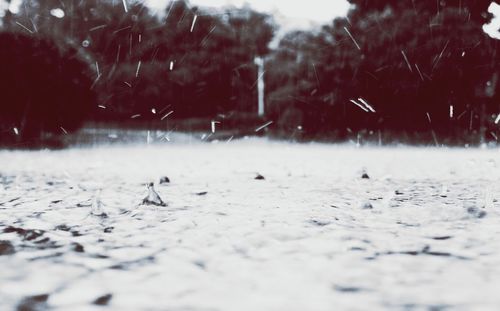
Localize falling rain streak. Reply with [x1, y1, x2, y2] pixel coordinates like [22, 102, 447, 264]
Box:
[136, 61, 141, 78]
[495, 114, 500, 124]
[350, 98, 375, 113]
[255, 121, 273, 132]
[161, 111, 174, 121]
[350, 99, 369, 112]
[415, 64, 424, 81]
[401, 50, 412, 72]
[89, 25, 107, 32]
[211, 121, 220, 133]
[15, 21, 33, 33]
[344, 27, 361, 50]
[432, 40, 449, 71]
[200, 26, 217, 46]
[95, 62, 100, 77]
[191, 15, 198, 32]
[122, 0, 128, 13]
[358, 98, 376, 112]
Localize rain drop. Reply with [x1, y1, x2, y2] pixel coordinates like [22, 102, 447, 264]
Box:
[50, 8, 65, 18]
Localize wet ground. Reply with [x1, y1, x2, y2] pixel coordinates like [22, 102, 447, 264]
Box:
[1, 139, 500, 310]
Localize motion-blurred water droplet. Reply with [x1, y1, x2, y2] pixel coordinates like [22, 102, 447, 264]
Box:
[50, 8, 65, 18]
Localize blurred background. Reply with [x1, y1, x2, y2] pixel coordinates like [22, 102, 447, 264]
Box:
[1, 0, 500, 147]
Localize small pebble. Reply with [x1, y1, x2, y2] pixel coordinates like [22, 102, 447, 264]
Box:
[93, 294, 113, 306]
[54, 224, 71, 232]
[0, 240, 15, 255]
[193, 260, 206, 270]
[309, 219, 331, 227]
[255, 174, 265, 180]
[334, 285, 364, 293]
[72, 242, 85, 253]
[17, 294, 49, 311]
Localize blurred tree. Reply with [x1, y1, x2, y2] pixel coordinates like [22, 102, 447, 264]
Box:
[266, 21, 365, 138]
[267, 0, 499, 143]
[0, 31, 95, 145]
[11, 0, 159, 63]
[110, 0, 277, 119]
[226, 6, 276, 113]
[227, 5, 275, 57]
[348, 2, 499, 142]
[347, 0, 493, 22]
[1, 0, 13, 29]
[5, 0, 277, 121]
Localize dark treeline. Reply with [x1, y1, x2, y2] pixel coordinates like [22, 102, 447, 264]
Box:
[267, 0, 500, 144]
[0, 0, 275, 144]
[1, 0, 500, 145]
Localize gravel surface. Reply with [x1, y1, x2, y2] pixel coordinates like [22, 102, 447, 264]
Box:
[1, 140, 500, 310]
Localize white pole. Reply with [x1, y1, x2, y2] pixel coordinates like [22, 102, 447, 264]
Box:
[255, 56, 265, 116]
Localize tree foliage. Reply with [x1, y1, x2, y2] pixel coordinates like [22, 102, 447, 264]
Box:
[347, 0, 493, 22]
[266, 0, 500, 143]
[3, 0, 497, 144]
[0, 31, 95, 145]
[3, 0, 277, 123]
